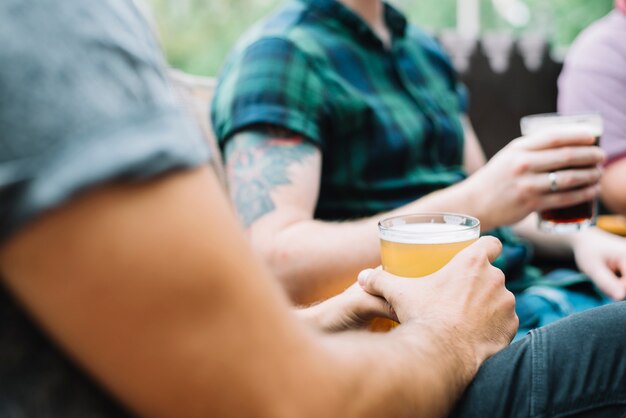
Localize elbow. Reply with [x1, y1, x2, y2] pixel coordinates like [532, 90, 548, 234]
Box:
[250, 234, 310, 303]
[249, 223, 348, 305]
[258, 237, 332, 305]
[264, 242, 316, 305]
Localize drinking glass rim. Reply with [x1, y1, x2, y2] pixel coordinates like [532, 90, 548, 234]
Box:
[520, 112, 603, 127]
[521, 111, 602, 120]
[520, 112, 603, 137]
[378, 212, 480, 236]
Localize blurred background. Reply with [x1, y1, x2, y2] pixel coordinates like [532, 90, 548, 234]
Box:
[149, 0, 615, 156]
[149, 0, 613, 77]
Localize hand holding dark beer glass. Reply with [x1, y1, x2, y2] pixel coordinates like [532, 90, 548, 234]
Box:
[520, 113, 604, 233]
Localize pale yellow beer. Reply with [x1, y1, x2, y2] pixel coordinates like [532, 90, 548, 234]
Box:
[370, 214, 480, 331]
[381, 233, 477, 277]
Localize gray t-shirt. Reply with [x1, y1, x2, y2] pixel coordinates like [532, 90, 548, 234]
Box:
[0, 0, 210, 416]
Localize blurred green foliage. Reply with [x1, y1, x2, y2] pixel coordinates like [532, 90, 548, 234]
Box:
[149, 0, 614, 76]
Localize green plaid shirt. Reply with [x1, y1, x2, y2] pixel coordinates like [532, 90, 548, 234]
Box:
[212, 0, 584, 289]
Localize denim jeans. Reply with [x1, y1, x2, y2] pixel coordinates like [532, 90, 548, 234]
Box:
[514, 269, 612, 341]
[451, 302, 626, 418]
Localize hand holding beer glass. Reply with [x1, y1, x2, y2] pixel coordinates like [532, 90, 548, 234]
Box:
[370, 213, 480, 331]
[520, 113, 603, 233]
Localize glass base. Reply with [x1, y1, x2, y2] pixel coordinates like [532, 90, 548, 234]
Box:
[539, 218, 595, 233]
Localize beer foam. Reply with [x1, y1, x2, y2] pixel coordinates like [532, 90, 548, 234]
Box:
[522, 117, 603, 138]
[525, 123, 603, 138]
[576, 123, 603, 138]
[379, 223, 479, 244]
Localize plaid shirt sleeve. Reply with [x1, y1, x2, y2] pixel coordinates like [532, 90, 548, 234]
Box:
[212, 37, 327, 147]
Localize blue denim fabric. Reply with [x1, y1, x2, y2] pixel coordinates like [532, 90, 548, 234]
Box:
[514, 269, 612, 341]
[452, 302, 626, 418]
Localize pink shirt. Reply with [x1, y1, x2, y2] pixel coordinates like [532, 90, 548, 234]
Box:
[558, 11, 626, 165]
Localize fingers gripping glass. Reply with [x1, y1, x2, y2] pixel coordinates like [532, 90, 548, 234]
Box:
[370, 213, 481, 332]
[520, 113, 603, 233]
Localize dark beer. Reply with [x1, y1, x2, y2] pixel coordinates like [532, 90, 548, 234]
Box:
[540, 200, 595, 225]
[520, 113, 603, 233]
[539, 133, 601, 230]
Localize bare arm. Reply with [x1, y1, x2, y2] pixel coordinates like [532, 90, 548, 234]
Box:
[224, 126, 492, 303]
[513, 212, 626, 301]
[601, 158, 626, 216]
[512, 213, 574, 259]
[294, 282, 397, 332]
[0, 166, 512, 418]
[225, 125, 602, 303]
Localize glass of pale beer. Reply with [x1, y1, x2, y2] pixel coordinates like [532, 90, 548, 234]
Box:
[520, 113, 603, 233]
[369, 213, 480, 331]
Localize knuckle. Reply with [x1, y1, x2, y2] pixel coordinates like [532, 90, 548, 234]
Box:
[493, 268, 506, 286]
[560, 148, 577, 165]
[504, 290, 516, 308]
[488, 274, 504, 292]
[466, 252, 483, 267]
[512, 158, 530, 175]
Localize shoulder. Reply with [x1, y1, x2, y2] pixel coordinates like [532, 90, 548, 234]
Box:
[226, 1, 319, 63]
[213, 1, 326, 106]
[565, 11, 626, 70]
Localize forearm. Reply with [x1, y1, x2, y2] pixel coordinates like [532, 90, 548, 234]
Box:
[512, 213, 574, 259]
[0, 167, 476, 418]
[224, 127, 500, 304]
[387, 178, 496, 230]
[259, 181, 493, 304]
[321, 323, 477, 418]
[259, 217, 379, 304]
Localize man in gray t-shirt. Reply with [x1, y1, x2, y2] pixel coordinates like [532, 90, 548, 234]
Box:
[0, 0, 208, 415]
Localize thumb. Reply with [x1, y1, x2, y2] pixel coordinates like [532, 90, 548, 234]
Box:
[358, 268, 396, 299]
[471, 236, 503, 264]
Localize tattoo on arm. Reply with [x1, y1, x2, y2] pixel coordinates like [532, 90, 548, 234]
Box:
[224, 126, 316, 227]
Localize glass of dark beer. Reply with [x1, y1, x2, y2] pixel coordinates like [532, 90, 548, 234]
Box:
[520, 113, 603, 233]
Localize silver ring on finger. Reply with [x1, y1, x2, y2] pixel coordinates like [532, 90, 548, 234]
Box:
[548, 171, 558, 193]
